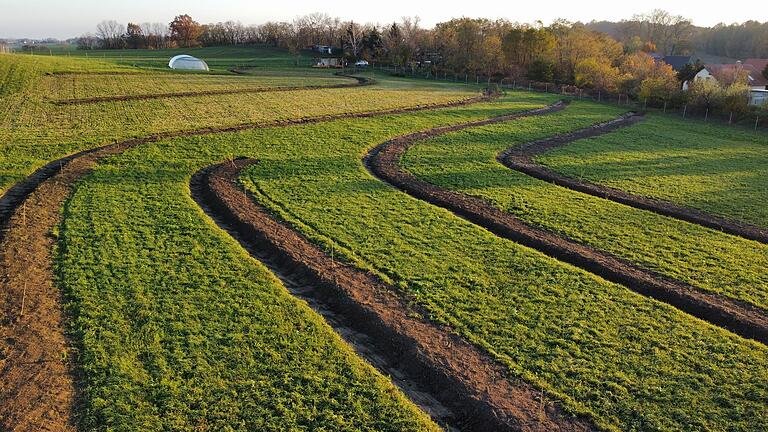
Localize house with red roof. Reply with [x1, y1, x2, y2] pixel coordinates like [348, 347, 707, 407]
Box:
[684, 60, 768, 105]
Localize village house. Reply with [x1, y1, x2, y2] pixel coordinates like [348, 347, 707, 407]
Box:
[684, 59, 768, 105]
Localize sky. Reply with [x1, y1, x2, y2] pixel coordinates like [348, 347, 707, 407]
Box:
[2, 0, 767, 39]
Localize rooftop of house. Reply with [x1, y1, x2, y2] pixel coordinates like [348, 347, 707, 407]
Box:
[704, 62, 768, 87]
[662, 55, 692, 71]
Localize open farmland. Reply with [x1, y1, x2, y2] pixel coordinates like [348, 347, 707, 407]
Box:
[536, 116, 768, 228]
[400, 102, 768, 312]
[1, 43, 767, 432]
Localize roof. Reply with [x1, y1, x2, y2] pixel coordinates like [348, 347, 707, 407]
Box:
[745, 58, 768, 71]
[704, 63, 768, 87]
[662, 56, 692, 71]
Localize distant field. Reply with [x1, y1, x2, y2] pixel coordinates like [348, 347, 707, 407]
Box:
[48, 45, 317, 70]
[0, 53, 471, 195]
[537, 115, 768, 228]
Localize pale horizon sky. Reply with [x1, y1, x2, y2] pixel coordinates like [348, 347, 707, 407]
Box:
[1, 0, 766, 39]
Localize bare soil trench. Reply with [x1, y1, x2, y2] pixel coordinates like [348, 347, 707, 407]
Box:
[51, 73, 372, 105]
[0, 95, 490, 431]
[365, 110, 768, 345]
[499, 116, 768, 244]
[191, 159, 596, 432]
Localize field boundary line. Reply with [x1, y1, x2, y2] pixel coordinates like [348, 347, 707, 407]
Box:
[49, 73, 373, 105]
[365, 109, 768, 345]
[190, 158, 597, 432]
[498, 116, 768, 244]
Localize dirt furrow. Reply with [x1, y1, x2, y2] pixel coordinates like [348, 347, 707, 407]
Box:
[499, 115, 768, 244]
[51, 74, 372, 105]
[0, 95, 491, 431]
[365, 111, 768, 345]
[191, 158, 596, 432]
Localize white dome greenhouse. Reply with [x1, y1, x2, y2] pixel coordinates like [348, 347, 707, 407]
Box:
[168, 55, 210, 71]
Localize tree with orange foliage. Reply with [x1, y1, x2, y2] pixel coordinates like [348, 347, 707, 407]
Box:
[169, 14, 203, 48]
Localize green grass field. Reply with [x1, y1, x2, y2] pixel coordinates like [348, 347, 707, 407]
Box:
[46, 45, 318, 70]
[401, 101, 768, 311]
[0, 52, 471, 195]
[2, 47, 768, 431]
[537, 115, 768, 228]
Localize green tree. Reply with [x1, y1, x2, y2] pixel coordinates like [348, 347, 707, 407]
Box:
[575, 58, 620, 92]
[527, 59, 554, 81]
[126, 23, 144, 49]
[169, 14, 203, 48]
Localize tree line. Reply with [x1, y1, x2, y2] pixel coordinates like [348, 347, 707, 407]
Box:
[76, 11, 767, 112]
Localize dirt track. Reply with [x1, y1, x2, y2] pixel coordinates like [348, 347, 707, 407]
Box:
[191, 159, 596, 432]
[365, 111, 768, 345]
[51, 74, 372, 105]
[499, 116, 768, 244]
[0, 94, 492, 431]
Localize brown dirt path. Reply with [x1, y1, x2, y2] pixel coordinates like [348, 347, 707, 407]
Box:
[365, 111, 768, 345]
[191, 158, 596, 432]
[0, 93, 495, 431]
[499, 115, 768, 244]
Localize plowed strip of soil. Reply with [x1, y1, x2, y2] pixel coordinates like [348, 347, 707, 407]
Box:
[499, 115, 768, 244]
[191, 158, 596, 432]
[0, 141, 132, 432]
[365, 111, 768, 345]
[51, 74, 372, 105]
[0, 94, 492, 431]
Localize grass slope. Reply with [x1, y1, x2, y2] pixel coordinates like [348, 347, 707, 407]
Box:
[226, 96, 768, 431]
[401, 101, 768, 311]
[56, 92, 768, 432]
[0, 54, 471, 195]
[537, 114, 768, 228]
[56, 95, 554, 430]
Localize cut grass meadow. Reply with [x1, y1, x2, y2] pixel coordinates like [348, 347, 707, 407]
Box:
[401, 101, 768, 311]
[55, 92, 768, 431]
[536, 114, 768, 228]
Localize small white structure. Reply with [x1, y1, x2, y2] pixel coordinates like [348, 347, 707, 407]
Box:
[168, 55, 209, 71]
[751, 89, 768, 107]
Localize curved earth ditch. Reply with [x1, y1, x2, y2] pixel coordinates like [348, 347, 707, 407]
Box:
[364, 111, 768, 345]
[191, 158, 596, 432]
[498, 116, 768, 244]
[0, 94, 494, 431]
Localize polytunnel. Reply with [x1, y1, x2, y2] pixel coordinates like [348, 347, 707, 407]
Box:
[168, 55, 210, 71]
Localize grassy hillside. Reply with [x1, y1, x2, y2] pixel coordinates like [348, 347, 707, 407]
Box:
[402, 101, 768, 311]
[537, 115, 768, 228]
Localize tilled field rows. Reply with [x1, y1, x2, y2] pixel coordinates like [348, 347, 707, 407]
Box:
[0, 95, 494, 432]
[4, 91, 767, 432]
[367, 108, 768, 342]
[192, 158, 593, 432]
[498, 116, 768, 244]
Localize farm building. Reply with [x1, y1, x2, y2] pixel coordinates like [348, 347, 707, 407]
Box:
[168, 55, 210, 71]
[313, 57, 345, 68]
[750, 89, 768, 106]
